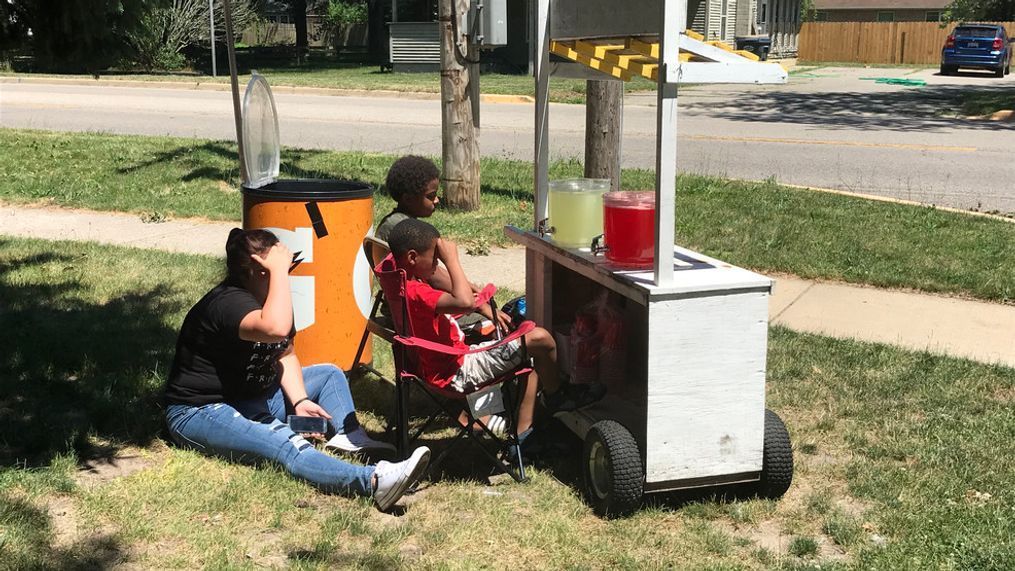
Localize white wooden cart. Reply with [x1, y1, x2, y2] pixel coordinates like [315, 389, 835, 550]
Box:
[506, 0, 793, 516]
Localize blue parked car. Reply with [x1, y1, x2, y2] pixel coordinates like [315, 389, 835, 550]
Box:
[941, 24, 1011, 77]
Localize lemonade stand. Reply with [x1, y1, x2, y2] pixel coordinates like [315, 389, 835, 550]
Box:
[505, 0, 794, 516]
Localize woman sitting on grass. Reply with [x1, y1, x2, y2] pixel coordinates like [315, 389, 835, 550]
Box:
[163, 228, 429, 512]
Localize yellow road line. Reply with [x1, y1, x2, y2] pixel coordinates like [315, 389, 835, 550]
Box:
[683, 134, 976, 153]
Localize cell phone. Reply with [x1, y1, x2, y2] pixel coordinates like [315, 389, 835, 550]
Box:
[287, 415, 328, 435]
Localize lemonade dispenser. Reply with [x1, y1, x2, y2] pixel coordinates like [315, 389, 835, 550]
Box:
[547, 178, 610, 248]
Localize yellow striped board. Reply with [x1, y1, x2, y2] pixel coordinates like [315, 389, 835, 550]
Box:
[684, 29, 705, 41]
[707, 41, 735, 53]
[549, 40, 632, 80]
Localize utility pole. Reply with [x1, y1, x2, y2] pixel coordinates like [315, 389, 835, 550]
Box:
[209, 0, 217, 77]
[584, 79, 623, 191]
[438, 0, 481, 211]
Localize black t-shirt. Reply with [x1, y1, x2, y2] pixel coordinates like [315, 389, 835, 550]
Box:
[165, 283, 295, 406]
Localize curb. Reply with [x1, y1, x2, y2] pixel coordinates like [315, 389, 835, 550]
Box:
[0, 75, 535, 104]
[776, 181, 1015, 223]
[967, 109, 1015, 122]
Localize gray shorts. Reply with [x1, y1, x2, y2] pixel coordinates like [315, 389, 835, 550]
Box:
[451, 338, 526, 392]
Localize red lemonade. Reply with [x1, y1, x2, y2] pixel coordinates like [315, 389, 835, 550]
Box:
[603, 192, 656, 267]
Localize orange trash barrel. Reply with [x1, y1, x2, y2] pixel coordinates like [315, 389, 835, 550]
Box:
[239, 73, 375, 371]
[243, 181, 374, 370]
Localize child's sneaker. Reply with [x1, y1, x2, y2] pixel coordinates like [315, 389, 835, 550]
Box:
[373, 446, 430, 512]
[326, 427, 396, 453]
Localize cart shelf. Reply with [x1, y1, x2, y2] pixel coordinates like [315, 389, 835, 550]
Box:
[506, 226, 770, 307]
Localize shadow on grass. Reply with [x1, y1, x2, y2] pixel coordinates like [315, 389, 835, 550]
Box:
[0, 243, 182, 468]
[682, 82, 1015, 132]
[115, 142, 357, 186]
[0, 494, 126, 569]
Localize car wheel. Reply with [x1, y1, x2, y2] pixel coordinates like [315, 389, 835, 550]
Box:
[939, 64, 950, 76]
[996, 65, 1005, 78]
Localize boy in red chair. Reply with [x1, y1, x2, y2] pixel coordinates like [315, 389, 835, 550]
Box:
[387, 218, 590, 446]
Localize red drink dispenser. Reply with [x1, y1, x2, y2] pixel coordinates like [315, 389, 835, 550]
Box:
[603, 191, 656, 268]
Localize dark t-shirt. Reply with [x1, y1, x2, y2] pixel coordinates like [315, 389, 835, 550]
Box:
[375, 210, 411, 243]
[165, 283, 295, 406]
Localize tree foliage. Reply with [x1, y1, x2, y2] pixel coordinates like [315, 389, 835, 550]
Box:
[946, 0, 1015, 22]
[131, 0, 257, 71]
[14, 0, 154, 73]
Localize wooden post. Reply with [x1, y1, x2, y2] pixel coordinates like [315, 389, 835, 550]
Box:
[438, 0, 481, 211]
[584, 80, 624, 192]
[222, 0, 246, 184]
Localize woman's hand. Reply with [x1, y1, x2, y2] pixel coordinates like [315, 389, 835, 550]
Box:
[251, 243, 293, 276]
[294, 399, 332, 441]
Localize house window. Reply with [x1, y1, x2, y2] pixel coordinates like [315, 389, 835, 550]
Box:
[877, 11, 895, 22]
[925, 11, 941, 22]
[721, 0, 729, 40]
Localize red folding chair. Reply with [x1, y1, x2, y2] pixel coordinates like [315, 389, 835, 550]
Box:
[374, 254, 535, 482]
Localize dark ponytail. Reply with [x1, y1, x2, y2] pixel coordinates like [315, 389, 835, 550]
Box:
[224, 228, 279, 286]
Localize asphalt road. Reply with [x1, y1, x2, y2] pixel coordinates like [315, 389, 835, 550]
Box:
[3, 66, 1014, 212]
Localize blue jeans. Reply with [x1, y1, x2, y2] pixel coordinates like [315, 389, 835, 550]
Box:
[165, 364, 374, 496]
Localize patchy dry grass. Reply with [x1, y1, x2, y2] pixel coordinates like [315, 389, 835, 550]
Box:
[3, 128, 1014, 303]
[1, 237, 1013, 569]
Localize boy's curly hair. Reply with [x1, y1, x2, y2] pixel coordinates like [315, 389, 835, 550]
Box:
[385, 155, 440, 202]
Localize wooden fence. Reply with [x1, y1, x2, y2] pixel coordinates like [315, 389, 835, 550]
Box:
[798, 21, 1015, 65]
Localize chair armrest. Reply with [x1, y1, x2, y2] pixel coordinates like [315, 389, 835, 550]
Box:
[473, 284, 496, 309]
[393, 321, 535, 356]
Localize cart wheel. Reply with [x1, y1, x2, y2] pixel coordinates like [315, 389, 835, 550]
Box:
[582, 420, 643, 517]
[757, 409, 793, 499]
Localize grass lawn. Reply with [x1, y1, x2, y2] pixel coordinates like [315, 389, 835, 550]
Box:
[1, 55, 655, 105]
[1, 237, 1013, 569]
[3, 128, 1014, 304]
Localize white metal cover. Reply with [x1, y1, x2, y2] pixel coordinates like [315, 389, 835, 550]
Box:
[242, 72, 281, 189]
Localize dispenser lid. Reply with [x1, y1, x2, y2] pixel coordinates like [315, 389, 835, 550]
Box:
[241, 72, 280, 189]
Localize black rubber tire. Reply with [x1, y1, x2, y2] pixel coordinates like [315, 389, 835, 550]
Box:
[757, 409, 794, 499]
[995, 65, 1005, 78]
[581, 420, 644, 517]
[939, 65, 949, 76]
[940, 65, 956, 76]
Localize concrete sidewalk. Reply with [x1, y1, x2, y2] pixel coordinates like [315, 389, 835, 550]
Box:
[3, 203, 1012, 368]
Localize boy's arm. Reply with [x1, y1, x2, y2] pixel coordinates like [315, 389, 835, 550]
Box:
[434, 239, 477, 314]
[429, 263, 481, 293]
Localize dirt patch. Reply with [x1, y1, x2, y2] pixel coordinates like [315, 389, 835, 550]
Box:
[76, 451, 158, 488]
[992, 386, 1015, 403]
[245, 530, 288, 569]
[742, 519, 789, 554]
[217, 181, 238, 194]
[47, 496, 80, 548]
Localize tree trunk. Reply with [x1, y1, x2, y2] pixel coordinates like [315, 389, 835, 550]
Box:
[584, 80, 623, 191]
[292, 0, 308, 59]
[438, 0, 481, 211]
[367, 0, 387, 65]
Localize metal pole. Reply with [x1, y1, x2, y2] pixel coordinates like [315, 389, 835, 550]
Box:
[222, 0, 247, 184]
[533, 0, 549, 229]
[209, 0, 217, 77]
[653, 0, 685, 287]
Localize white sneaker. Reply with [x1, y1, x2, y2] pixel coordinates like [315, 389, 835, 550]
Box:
[373, 446, 430, 512]
[325, 427, 396, 453]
